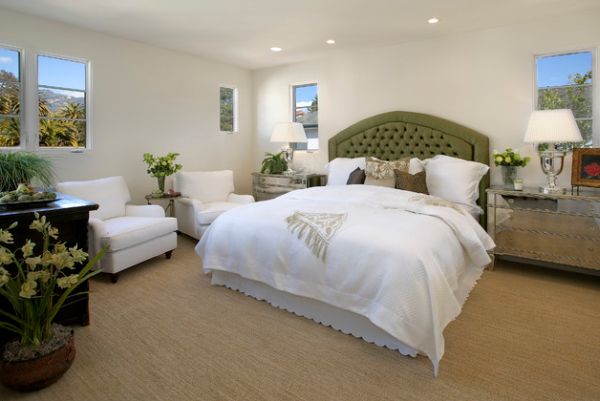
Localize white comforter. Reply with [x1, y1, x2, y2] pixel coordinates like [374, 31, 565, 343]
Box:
[196, 185, 495, 373]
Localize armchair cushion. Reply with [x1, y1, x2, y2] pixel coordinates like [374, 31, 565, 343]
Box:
[125, 204, 165, 218]
[56, 176, 131, 221]
[227, 193, 255, 204]
[196, 202, 244, 225]
[175, 170, 235, 203]
[101, 217, 177, 252]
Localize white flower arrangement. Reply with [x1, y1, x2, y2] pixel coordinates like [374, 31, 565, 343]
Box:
[0, 213, 106, 347]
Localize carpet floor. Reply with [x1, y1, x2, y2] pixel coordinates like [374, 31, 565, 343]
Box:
[1, 235, 599, 401]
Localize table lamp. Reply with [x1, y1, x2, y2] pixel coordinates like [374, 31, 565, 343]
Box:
[270, 122, 308, 166]
[523, 109, 582, 194]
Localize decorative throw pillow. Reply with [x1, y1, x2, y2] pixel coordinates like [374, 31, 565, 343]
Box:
[365, 157, 411, 187]
[326, 157, 367, 186]
[346, 167, 366, 185]
[394, 170, 429, 194]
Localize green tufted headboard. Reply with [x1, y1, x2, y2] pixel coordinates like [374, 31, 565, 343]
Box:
[328, 111, 490, 226]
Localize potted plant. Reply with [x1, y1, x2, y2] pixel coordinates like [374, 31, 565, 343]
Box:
[493, 148, 531, 185]
[0, 213, 105, 392]
[142, 152, 183, 195]
[261, 152, 288, 175]
[0, 152, 54, 192]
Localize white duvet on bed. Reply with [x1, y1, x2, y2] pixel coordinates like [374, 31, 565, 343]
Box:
[195, 185, 494, 374]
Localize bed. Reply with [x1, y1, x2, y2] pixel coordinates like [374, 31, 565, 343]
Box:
[196, 111, 494, 375]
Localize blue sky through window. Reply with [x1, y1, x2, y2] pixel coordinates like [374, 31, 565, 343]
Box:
[0, 48, 20, 79]
[38, 55, 86, 91]
[295, 84, 317, 107]
[537, 51, 592, 88]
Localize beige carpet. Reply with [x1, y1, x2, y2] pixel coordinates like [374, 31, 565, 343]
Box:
[2, 235, 599, 401]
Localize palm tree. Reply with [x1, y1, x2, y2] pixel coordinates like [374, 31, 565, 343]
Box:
[58, 103, 85, 120]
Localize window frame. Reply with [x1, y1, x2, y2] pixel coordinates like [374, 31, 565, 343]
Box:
[533, 47, 598, 147]
[219, 84, 238, 134]
[0, 45, 92, 153]
[0, 43, 25, 150]
[290, 81, 318, 152]
[34, 51, 92, 153]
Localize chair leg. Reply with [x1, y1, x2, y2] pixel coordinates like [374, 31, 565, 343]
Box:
[165, 250, 173, 259]
[109, 273, 119, 284]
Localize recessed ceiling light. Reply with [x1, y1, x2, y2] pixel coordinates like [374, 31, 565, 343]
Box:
[428, 17, 439, 24]
[326, 39, 336, 45]
[270, 47, 283, 52]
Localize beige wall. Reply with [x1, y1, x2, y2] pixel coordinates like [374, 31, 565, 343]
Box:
[252, 8, 600, 188]
[0, 8, 254, 202]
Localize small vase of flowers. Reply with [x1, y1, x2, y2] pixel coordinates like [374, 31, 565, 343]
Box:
[493, 148, 531, 185]
[142, 153, 183, 195]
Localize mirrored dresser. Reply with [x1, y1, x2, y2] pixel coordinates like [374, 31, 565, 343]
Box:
[486, 186, 600, 275]
[252, 173, 326, 201]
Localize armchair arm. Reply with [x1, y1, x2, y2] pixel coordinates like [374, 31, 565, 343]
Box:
[228, 193, 255, 204]
[125, 204, 165, 218]
[175, 197, 204, 210]
[88, 218, 108, 269]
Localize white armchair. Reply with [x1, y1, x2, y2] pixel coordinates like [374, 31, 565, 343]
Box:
[56, 176, 178, 283]
[174, 170, 254, 239]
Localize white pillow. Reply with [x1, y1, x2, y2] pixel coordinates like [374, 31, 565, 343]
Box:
[326, 157, 366, 185]
[421, 155, 489, 208]
[409, 158, 424, 174]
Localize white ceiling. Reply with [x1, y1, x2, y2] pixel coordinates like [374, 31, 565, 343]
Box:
[0, 0, 598, 70]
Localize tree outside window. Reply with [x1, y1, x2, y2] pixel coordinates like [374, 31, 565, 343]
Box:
[536, 51, 593, 150]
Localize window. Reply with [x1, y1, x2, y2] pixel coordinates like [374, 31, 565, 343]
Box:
[0, 46, 21, 147]
[536, 50, 594, 147]
[38, 55, 88, 148]
[220, 85, 237, 133]
[292, 83, 318, 151]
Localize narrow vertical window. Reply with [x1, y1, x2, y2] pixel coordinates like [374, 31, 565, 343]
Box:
[536, 51, 594, 147]
[0, 47, 21, 147]
[38, 55, 87, 148]
[220, 86, 237, 133]
[292, 83, 318, 151]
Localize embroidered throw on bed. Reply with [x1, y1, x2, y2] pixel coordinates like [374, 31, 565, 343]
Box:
[286, 211, 347, 261]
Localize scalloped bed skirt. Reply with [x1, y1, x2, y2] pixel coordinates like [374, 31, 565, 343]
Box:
[210, 270, 420, 359]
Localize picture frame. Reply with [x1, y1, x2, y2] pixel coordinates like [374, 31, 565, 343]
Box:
[571, 148, 600, 190]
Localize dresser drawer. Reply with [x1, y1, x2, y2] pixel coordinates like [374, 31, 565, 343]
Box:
[493, 193, 600, 215]
[494, 228, 600, 271]
[494, 209, 600, 237]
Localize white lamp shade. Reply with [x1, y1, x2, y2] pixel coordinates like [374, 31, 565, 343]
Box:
[523, 109, 582, 143]
[270, 122, 307, 143]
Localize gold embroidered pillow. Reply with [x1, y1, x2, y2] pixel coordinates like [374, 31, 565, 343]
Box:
[394, 169, 429, 194]
[365, 157, 411, 187]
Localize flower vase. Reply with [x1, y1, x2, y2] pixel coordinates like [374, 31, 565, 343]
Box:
[157, 176, 165, 194]
[501, 166, 518, 185]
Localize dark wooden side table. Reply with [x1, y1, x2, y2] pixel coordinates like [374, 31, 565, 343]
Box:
[0, 194, 98, 344]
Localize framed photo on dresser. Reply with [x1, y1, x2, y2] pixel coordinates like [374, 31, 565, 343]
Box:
[571, 147, 600, 190]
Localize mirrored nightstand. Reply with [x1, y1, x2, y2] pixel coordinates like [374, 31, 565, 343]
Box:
[252, 173, 326, 201]
[486, 186, 600, 275]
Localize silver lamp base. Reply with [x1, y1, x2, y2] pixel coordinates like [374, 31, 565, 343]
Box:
[538, 149, 566, 194]
[282, 144, 296, 175]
